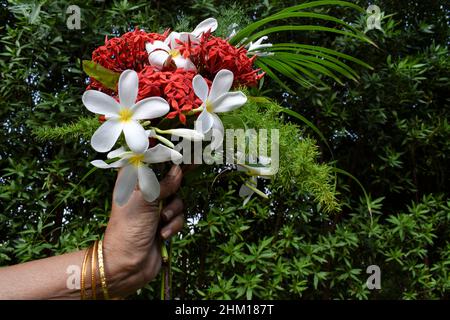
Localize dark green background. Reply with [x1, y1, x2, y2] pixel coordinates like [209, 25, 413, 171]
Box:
[0, 0, 449, 299]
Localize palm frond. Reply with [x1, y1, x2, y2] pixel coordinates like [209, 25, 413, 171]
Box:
[229, 1, 375, 91]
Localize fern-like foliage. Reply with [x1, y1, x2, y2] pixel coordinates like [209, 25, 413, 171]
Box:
[32, 117, 100, 142]
[222, 94, 339, 213]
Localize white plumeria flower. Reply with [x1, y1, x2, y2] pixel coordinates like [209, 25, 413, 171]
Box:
[145, 18, 218, 71]
[82, 70, 170, 153]
[238, 155, 273, 205]
[145, 39, 197, 71]
[91, 144, 182, 205]
[246, 36, 274, 57]
[192, 69, 247, 139]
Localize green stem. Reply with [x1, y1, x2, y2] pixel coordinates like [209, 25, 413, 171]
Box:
[159, 200, 171, 300]
[169, 239, 173, 293]
[186, 106, 203, 115]
[160, 265, 165, 300]
[164, 253, 170, 299]
[161, 241, 169, 263]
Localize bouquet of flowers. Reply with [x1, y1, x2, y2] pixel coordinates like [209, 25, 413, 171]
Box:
[78, 0, 374, 208]
[81, 17, 277, 206]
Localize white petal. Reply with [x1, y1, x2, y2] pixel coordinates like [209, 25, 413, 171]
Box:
[210, 113, 224, 151]
[146, 40, 170, 53]
[138, 166, 160, 203]
[91, 119, 123, 153]
[122, 121, 149, 153]
[107, 146, 128, 159]
[148, 50, 169, 70]
[212, 91, 247, 113]
[154, 134, 175, 148]
[145, 42, 153, 53]
[248, 36, 272, 52]
[165, 128, 204, 141]
[143, 144, 182, 164]
[194, 109, 214, 134]
[227, 23, 239, 38]
[91, 159, 110, 169]
[239, 176, 257, 197]
[165, 32, 180, 49]
[82, 90, 120, 116]
[131, 97, 170, 120]
[91, 159, 126, 169]
[191, 18, 218, 37]
[178, 32, 200, 45]
[173, 56, 197, 71]
[255, 36, 268, 46]
[242, 194, 252, 206]
[239, 184, 253, 197]
[146, 130, 174, 148]
[114, 165, 137, 206]
[192, 75, 209, 102]
[118, 70, 139, 108]
[209, 69, 234, 102]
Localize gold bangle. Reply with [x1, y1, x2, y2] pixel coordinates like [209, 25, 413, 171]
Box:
[91, 240, 98, 300]
[97, 239, 110, 300]
[81, 245, 91, 300]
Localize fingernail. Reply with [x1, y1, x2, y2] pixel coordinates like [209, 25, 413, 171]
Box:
[161, 229, 171, 239]
[168, 165, 181, 177]
[162, 209, 173, 221]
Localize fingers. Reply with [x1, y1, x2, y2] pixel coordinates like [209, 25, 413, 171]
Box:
[161, 214, 184, 240]
[158, 165, 183, 199]
[160, 196, 184, 239]
[161, 197, 184, 222]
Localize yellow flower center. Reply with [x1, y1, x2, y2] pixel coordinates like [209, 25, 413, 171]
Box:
[168, 49, 180, 58]
[128, 154, 145, 167]
[119, 108, 133, 122]
[205, 100, 214, 113]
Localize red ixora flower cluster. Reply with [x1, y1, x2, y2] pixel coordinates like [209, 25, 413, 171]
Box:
[87, 27, 263, 124]
[180, 34, 263, 87]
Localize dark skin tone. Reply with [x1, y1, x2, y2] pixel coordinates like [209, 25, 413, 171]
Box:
[0, 165, 184, 299]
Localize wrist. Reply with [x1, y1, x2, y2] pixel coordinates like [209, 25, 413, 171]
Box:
[101, 236, 147, 298]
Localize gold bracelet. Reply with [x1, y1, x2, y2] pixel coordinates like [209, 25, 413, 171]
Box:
[91, 240, 98, 300]
[97, 239, 110, 300]
[80, 245, 91, 300]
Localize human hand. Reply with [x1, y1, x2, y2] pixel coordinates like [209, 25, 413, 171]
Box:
[102, 165, 184, 298]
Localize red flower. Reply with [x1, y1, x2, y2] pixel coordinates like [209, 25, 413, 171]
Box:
[87, 28, 169, 93]
[86, 28, 263, 125]
[137, 66, 205, 124]
[183, 34, 264, 87]
[92, 28, 168, 73]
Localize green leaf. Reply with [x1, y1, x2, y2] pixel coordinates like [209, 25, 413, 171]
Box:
[82, 60, 120, 91]
[332, 167, 373, 224]
[230, 1, 366, 45]
[48, 166, 99, 216]
[254, 59, 296, 94]
[246, 25, 374, 47]
[269, 43, 373, 70]
[278, 107, 334, 159]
